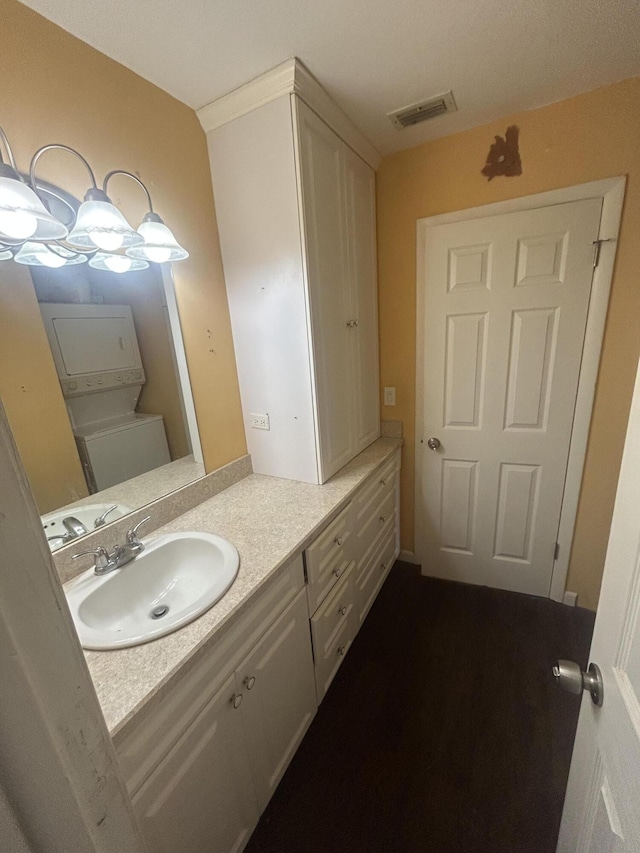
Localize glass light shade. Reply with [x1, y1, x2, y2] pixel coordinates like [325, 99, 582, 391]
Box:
[89, 252, 149, 274]
[14, 241, 88, 268]
[0, 248, 13, 261]
[0, 176, 68, 241]
[126, 219, 189, 263]
[66, 200, 144, 251]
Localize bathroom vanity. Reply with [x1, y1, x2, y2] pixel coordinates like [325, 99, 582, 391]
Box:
[73, 438, 401, 853]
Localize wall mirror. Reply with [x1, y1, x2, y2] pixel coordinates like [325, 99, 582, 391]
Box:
[0, 179, 204, 552]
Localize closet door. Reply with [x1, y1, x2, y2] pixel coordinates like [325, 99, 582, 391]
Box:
[296, 100, 354, 481]
[343, 145, 380, 454]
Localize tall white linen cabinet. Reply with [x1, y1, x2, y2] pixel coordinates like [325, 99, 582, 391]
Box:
[198, 59, 382, 484]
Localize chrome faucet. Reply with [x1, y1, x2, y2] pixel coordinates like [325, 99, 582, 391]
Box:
[72, 516, 151, 575]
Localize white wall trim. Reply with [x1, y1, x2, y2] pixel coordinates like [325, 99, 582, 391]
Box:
[161, 266, 204, 465]
[399, 549, 419, 565]
[197, 57, 381, 170]
[414, 177, 626, 602]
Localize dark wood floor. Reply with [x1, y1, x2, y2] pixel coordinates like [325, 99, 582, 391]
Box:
[245, 561, 595, 853]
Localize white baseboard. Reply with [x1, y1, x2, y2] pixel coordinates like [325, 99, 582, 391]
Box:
[563, 590, 578, 607]
[399, 549, 419, 565]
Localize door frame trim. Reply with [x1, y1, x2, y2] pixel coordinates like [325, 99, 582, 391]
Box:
[415, 176, 626, 602]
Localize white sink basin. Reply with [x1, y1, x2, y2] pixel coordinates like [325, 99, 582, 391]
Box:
[65, 532, 240, 650]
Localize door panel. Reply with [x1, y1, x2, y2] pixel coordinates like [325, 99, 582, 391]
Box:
[343, 145, 380, 453]
[296, 101, 354, 480]
[238, 589, 316, 811]
[418, 198, 602, 596]
[557, 359, 640, 852]
[133, 672, 258, 853]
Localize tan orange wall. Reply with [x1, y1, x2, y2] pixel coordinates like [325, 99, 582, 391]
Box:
[377, 76, 640, 610]
[0, 264, 89, 512]
[0, 0, 246, 503]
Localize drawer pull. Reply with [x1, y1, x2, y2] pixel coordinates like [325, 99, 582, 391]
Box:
[231, 693, 243, 709]
[381, 562, 387, 571]
[337, 645, 346, 656]
[243, 676, 256, 690]
[380, 515, 387, 524]
[334, 535, 344, 546]
[380, 477, 388, 486]
[339, 606, 347, 616]
[333, 567, 342, 579]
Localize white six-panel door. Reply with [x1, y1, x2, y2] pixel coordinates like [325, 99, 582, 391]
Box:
[557, 357, 640, 852]
[417, 198, 602, 596]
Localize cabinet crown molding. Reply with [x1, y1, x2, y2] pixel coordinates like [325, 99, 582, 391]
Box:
[197, 57, 381, 171]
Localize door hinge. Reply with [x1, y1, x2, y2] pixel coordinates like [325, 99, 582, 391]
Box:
[554, 542, 560, 561]
[592, 238, 616, 269]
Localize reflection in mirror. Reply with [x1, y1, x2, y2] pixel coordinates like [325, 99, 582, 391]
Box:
[0, 182, 204, 551]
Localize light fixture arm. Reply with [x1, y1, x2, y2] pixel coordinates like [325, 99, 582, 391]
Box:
[0, 125, 20, 172]
[102, 170, 158, 218]
[29, 144, 101, 198]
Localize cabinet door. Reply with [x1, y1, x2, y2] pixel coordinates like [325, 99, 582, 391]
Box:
[133, 672, 259, 853]
[237, 588, 317, 810]
[343, 145, 380, 454]
[296, 99, 355, 481]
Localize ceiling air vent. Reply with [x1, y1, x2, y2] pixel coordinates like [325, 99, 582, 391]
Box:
[388, 91, 457, 130]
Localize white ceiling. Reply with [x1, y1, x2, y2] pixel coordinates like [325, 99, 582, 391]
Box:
[20, 0, 640, 155]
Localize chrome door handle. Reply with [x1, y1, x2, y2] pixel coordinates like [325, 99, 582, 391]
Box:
[427, 437, 441, 451]
[553, 660, 603, 706]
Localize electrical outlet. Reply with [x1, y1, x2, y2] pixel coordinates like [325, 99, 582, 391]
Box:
[384, 386, 396, 406]
[250, 413, 270, 430]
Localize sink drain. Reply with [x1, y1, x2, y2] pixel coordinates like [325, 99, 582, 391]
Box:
[150, 604, 170, 619]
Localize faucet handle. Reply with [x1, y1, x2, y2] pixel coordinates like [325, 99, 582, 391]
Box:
[94, 504, 118, 528]
[72, 546, 111, 571]
[126, 516, 151, 546]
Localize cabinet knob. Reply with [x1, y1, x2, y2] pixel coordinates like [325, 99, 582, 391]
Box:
[333, 567, 342, 578]
[379, 515, 387, 524]
[334, 535, 343, 546]
[231, 693, 243, 709]
[380, 477, 388, 486]
[337, 645, 346, 656]
[381, 562, 387, 571]
[243, 675, 256, 691]
[339, 606, 347, 616]
[353, 319, 359, 327]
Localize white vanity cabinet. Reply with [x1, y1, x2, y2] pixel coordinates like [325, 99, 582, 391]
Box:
[117, 559, 316, 853]
[202, 60, 380, 485]
[305, 448, 401, 700]
[133, 671, 259, 853]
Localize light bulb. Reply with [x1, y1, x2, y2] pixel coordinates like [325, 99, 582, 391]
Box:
[0, 209, 38, 240]
[38, 247, 67, 268]
[92, 231, 124, 252]
[144, 246, 172, 264]
[104, 254, 132, 273]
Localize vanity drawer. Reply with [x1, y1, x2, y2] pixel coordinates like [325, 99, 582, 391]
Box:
[305, 502, 353, 614]
[310, 561, 356, 662]
[353, 451, 400, 527]
[354, 486, 396, 565]
[314, 604, 356, 703]
[356, 523, 397, 626]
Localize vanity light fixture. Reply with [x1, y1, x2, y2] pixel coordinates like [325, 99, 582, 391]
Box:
[14, 241, 88, 268]
[0, 128, 69, 243]
[103, 171, 189, 263]
[0, 124, 188, 271]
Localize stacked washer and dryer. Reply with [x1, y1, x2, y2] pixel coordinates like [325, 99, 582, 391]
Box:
[39, 302, 171, 493]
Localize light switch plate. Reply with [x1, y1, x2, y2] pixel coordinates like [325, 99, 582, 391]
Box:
[384, 387, 396, 406]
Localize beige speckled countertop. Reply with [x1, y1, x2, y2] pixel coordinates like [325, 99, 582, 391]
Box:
[76, 438, 402, 738]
